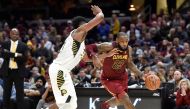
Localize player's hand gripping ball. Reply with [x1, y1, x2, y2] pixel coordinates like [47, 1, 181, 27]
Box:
[145, 74, 161, 91]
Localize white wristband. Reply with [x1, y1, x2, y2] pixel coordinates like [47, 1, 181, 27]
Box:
[97, 12, 104, 18]
[15, 53, 18, 57]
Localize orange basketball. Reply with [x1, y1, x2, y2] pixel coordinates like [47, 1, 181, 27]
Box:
[145, 74, 161, 91]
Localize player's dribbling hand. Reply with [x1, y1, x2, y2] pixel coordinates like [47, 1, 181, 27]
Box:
[91, 5, 102, 15]
[143, 71, 155, 80]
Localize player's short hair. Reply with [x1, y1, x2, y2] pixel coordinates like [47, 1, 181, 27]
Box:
[117, 32, 129, 41]
[72, 16, 87, 29]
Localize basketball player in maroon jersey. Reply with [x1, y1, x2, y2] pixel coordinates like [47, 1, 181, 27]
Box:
[85, 32, 142, 109]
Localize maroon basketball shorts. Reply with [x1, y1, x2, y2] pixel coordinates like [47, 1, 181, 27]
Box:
[101, 76, 128, 98]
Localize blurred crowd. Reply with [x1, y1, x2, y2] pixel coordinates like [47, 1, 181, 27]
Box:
[0, 9, 190, 109]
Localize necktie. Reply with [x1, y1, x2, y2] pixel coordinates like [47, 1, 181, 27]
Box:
[9, 42, 18, 69]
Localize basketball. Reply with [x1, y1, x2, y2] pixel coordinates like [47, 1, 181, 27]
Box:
[145, 74, 161, 91]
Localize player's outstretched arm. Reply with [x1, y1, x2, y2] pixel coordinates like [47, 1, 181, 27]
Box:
[85, 42, 113, 59]
[79, 5, 104, 32]
[72, 5, 104, 42]
[127, 46, 142, 77]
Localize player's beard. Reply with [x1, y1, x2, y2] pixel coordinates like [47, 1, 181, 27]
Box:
[117, 44, 128, 51]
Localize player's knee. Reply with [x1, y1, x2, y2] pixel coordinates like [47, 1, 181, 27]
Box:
[117, 91, 126, 100]
[57, 103, 77, 109]
[56, 99, 77, 109]
[56, 102, 63, 108]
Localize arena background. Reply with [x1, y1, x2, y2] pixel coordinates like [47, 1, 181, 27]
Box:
[0, 0, 190, 109]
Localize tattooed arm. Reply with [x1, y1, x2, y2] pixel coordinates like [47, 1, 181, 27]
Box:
[96, 42, 113, 53]
[127, 46, 142, 77]
[85, 42, 113, 59]
[85, 42, 115, 68]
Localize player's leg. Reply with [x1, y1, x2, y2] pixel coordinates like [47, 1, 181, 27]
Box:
[101, 80, 124, 109]
[58, 78, 77, 109]
[103, 92, 135, 109]
[49, 64, 77, 109]
[102, 97, 122, 107]
[118, 92, 135, 109]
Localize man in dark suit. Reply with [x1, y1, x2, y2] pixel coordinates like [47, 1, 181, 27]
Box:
[0, 28, 28, 109]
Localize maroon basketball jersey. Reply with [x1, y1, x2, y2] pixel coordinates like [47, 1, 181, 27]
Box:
[101, 42, 129, 80]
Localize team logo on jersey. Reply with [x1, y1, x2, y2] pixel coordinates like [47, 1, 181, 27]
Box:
[112, 55, 128, 60]
[60, 89, 67, 96]
[57, 70, 67, 96]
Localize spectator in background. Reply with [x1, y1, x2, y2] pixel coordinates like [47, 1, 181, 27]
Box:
[35, 29, 44, 44]
[35, 56, 48, 76]
[48, 25, 58, 44]
[183, 42, 190, 55]
[157, 39, 170, 56]
[128, 31, 142, 48]
[24, 75, 46, 109]
[65, 20, 73, 33]
[184, 10, 190, 24]
[25, 52, 36, 70]
[175, 79, 190, 109]
[136, 18, 144, 31]
[170, 47, 179, 64]
[70, 71, 80, 86]
[97, 20, 110, 41]
[34, 39, 53, 64]
[27, 37, 38, 55]
[156, 65, 167, 83]
[107, 33, 114, 41]
[52, 35, 63, 52]
[148, 13, 157, 26]
[167, 27, 176, 40]
[169, 70, 183, 90]
[148, 46, 159, 63]
[23, 28, 34, 43]
[172, 37, 183, 55]
[186, 70, 190, 80]
[43, 37, 53, 50]
[76, 69, 91, 87]
[126, 23, 140, 40]
[0, 28, 28, 109]
[136, 55, 150, 71]
[172, 12, 182, 27]
[36, 75, 56, 109]
[27, 66, 41, 85]
[120, 26, 127, 33]
[90, 68, 102, 87]
[128, 72, 139, 86]
[142, 32, 155, 49]
[111, 14, 120, 39]
[175, 26, 188, 42]
[26, 28, 35, 40]
[39, 26, 48, 39]
[166, 66, 176, 82]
